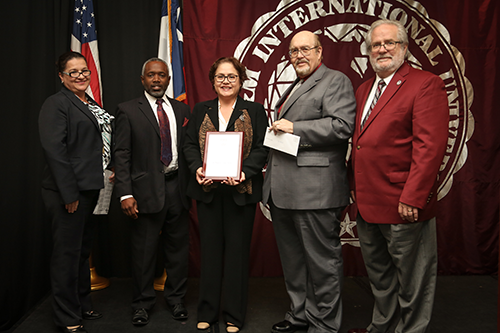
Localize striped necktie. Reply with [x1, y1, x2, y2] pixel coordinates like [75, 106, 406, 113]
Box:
[361, 79, 386, 130]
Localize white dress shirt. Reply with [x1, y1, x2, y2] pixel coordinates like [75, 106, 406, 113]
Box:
[144, 91, 178, 174]
[120, 92, 179, 202]
[360, 72, 395, 122]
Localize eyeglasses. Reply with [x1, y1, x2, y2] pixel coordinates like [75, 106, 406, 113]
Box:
[214, 74, 239, 83]
[370, 41, 403, 52]
[288, 46, 319, 58]
[62, 70, 91, 78]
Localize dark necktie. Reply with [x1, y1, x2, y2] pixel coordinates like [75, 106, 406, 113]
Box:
[156, 99, 172, 166]
[361, 79, 386, 130]
[277, 80, 302, 119]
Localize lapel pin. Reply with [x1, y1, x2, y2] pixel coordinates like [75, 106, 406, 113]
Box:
[239, 114, 245, 121]
[397, 80, 402, 85]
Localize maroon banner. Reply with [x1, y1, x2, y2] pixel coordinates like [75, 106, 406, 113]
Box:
[184, 0, 499, 276]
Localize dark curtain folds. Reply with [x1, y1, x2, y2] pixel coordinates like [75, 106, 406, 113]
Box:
[1, 1, 163, 331]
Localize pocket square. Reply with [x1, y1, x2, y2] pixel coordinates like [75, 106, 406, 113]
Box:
[182, 117, 189, 127]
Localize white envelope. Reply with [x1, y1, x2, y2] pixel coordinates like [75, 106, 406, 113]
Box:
[264, 128, 300, 156]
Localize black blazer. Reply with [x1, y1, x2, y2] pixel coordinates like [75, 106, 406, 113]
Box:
[183, 96, 268, 206]
[39, 85, 104, 204]
[114, 94, 191, 212]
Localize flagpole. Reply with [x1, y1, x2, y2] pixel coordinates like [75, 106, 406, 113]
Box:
[71, 0, 110, 291]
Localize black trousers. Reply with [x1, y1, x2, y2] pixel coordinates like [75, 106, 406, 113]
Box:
[130, 175, 189, 310]
[42, 188, 99, 328]
[196, 185, 256, 328]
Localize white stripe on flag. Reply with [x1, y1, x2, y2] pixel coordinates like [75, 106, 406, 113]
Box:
[158, 15, 174, 99]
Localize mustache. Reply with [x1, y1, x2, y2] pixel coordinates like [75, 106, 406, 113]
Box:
[295, 59, 310, 65]
[376, 54, 393, 61]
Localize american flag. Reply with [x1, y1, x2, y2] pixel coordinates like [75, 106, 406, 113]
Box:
[71, 0, 103, 107]
[158, 0, 187, 103]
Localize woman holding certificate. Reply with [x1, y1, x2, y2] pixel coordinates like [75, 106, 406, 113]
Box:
[184, 57, 268, 333]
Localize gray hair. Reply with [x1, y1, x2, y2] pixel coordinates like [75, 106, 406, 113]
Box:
[141, 57, 169, 76]
[365, 19, 409, 56]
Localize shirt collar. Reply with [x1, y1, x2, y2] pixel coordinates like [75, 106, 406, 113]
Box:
[376, 70, 396, 86]
[144, 91, 167, 104]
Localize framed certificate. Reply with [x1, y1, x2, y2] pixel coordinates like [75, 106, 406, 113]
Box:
[203, 131, 244, 181]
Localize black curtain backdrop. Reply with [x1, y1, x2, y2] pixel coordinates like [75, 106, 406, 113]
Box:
[0, 1, 164, 331]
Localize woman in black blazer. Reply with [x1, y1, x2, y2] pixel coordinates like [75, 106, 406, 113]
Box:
[184, 57, 268, 333]
[39, 51, 113, 333]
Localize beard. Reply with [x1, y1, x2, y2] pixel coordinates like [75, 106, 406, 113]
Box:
[370, 50, 405, 76]
[147, 88, 166, 98]
[293, 59, 311, 77]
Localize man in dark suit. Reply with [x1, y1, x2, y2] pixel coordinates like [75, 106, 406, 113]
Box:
[262, 31, 356, 333]
[348, 19, 448, 333]
[114, 58, 191, 326]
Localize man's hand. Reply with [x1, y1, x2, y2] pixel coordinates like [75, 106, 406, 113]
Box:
[121, 197, 139, 219]
[270, 119, 294, 134]
[398, 202, 418, 222]
[65, 200, 79, 213]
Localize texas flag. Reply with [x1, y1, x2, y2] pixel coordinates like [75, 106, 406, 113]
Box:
[158, 0, 187, 103]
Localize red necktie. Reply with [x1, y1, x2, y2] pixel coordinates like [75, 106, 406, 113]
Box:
[156, 99, 172, 166]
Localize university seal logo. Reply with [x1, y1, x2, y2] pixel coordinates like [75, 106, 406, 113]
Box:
[235, 0, 474, 245]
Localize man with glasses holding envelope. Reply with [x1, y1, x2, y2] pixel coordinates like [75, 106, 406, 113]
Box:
[262, 30, 356, 333]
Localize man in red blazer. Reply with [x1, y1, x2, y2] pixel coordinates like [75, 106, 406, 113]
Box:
[349, 19, 448, 333]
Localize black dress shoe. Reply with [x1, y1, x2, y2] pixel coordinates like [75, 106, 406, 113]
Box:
[132, 308, 149, 326]
[61, 326, 87, 333]
[271, 320, 308, 333]
[171, 303, 188, 320]
[82, 310, 103, 320]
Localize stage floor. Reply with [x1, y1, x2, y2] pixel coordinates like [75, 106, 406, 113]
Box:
[10, 276, 497, 333]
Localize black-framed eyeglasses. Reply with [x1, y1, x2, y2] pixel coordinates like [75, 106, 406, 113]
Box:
[288, 46, 319, 58]
[214, 74, 238, 83]
[62, 70, 91, 78]
[370, 41, 403, 52]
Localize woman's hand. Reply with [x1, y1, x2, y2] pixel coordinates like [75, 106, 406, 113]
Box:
[222, 172, 246, 186]
[108, 167, 115, 183]
[108, 172, 115, 183]
[65, 200, 79, 213]
[196, 167, 213, 186]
